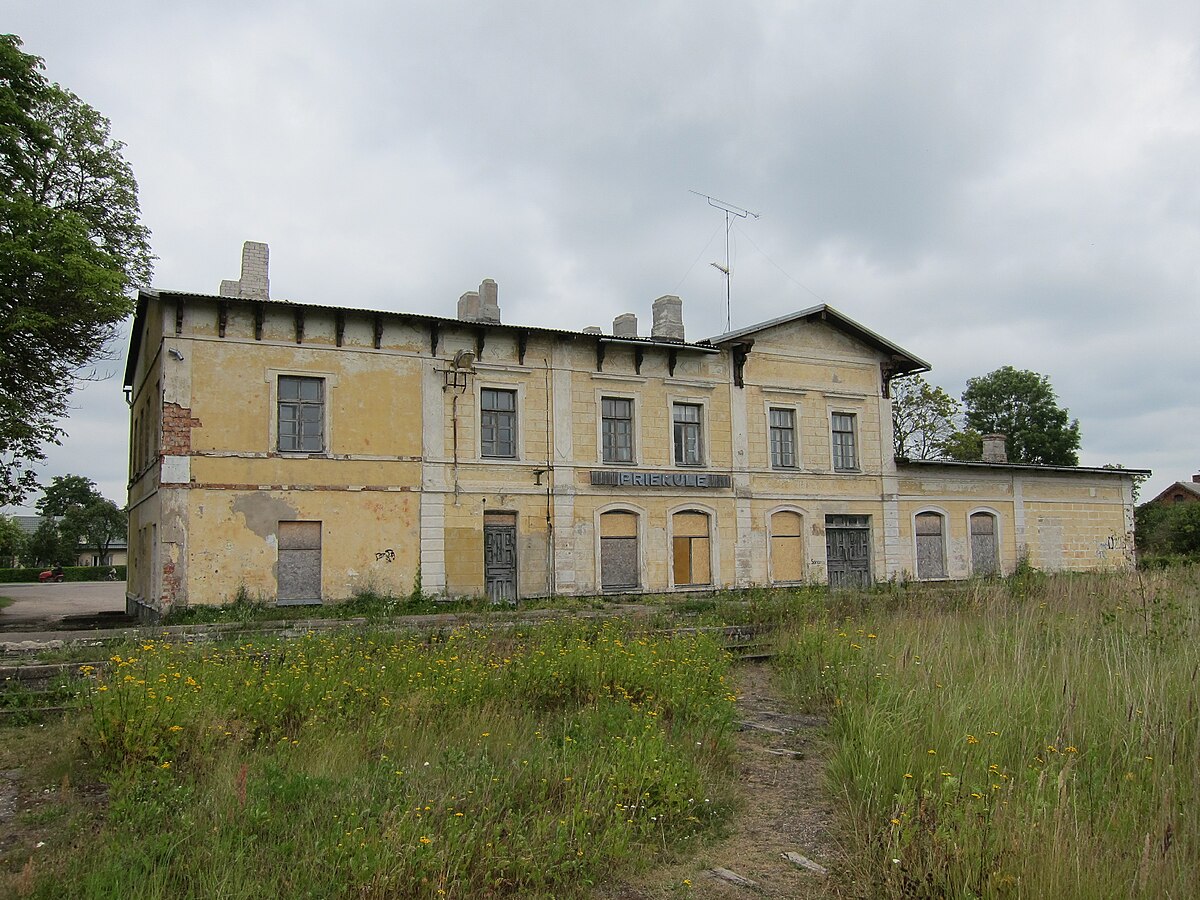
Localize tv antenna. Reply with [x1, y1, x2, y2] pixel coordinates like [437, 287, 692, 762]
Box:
[690, 190, 759, 331]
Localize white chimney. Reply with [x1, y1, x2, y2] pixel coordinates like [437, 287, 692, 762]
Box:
[651, 295, 685, 341]
[982, 434, 1008, 464]
[219, 241, 270, 299]
[613, 313, 638, 337]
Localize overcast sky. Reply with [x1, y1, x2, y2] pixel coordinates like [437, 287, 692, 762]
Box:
[5, 0, 1198, 512]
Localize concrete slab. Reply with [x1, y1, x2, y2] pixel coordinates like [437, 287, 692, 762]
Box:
[0, 581, 126, 630]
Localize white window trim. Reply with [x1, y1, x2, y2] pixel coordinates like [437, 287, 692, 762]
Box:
[912, 506, 951, 581]
[267, 368, 337, 457]
[668, 394, 711, 469]
[967, 507, 1003, 576]
[475, 380, 525, 462]
[666, 502, 719, 589]
[595, 389, 641, 466]
[828, 406, 863, 473]
[766, 504, 808, 585]
[764, 400, 802, 470]
[593, 502, 647, 593]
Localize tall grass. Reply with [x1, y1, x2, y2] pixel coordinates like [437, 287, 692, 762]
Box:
[25, 621, 736, 899]
[775, 567, 1200, 897]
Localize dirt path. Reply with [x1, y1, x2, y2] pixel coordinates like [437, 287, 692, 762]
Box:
[597, 660, 840, 899]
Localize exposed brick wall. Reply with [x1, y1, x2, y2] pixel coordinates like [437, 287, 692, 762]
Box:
[162, 403, 202, 455]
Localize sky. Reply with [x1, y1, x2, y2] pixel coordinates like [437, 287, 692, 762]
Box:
[5, 0, 1198, 512]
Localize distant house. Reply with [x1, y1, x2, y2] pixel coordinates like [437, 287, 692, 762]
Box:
[12, 515, 128, 567]
[1147, 475, 1200, 506]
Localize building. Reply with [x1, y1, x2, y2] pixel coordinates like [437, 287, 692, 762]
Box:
[1146, 475, 1200, 506]
[122, 243, 1146, 619]
[12, 515, 128, 568]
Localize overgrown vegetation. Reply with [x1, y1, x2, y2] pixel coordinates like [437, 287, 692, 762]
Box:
[774, 566, 1200, 897]
[6, 621, 737, 898]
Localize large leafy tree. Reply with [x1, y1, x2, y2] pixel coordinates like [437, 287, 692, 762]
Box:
[891, 374, 962, 459]
[36, 473, 103, 516]
[0, 34, 153, 504]
[0, 513, 24, 564]
[62, 496, 125, 565]
[960, 366, 1081, 466]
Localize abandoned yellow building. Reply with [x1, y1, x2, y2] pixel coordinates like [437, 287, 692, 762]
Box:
[123, 242, 1145, 617]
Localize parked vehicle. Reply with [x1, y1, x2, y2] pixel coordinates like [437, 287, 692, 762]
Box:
[38, 566, 65, 583]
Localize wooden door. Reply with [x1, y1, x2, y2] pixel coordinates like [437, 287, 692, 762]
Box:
[825, 515, 871, 589]
[483, 514, 517, 603]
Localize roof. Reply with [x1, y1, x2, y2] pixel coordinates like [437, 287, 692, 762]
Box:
[1148, 480, 1200, 503]
[706, 304, 931, 375]
[897, 458, 1152, 477]
[125, 289, 719, 389]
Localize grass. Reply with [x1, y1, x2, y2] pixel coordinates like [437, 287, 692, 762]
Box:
[4, 620, 737, 899]
[773, 566, 1200, 898]
[0, 595, 13, 610]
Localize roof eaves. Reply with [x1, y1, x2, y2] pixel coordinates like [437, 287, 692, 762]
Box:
[897, 458, 1152, 477]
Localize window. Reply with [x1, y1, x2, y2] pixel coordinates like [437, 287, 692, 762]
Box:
[970, 512, 999, 576]
[600, 510, 639, 590]
[915, 512, 947, 579]
[770, 510, 804, 583]
[769, 408, 797, 468]
[278, 376, 324, 453]
[481, 388, 517, 458]
[831, 412, 857, 471]
[673, 403, 703, 466]
[601, 397, 634, 463]
[672, 511, 711, 586]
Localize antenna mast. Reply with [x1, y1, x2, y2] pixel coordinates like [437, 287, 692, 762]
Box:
[690, 190, 759, 331]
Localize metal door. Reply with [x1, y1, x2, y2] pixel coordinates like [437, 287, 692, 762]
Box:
[483, 519, 517, 603]
[825, 515, 872, 589]
[278, 521, 322, 604]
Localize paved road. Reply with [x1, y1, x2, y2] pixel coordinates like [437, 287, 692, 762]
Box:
[0, 581, 126, 628]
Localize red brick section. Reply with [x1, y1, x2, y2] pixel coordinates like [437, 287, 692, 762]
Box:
[161, 558, 180, 608]
[162, 403, 202, 455]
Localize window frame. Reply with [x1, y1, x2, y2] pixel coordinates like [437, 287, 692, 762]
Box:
[768, 405, 799, 469]
[830, 410, 859, 472]
[671, 400, 706, 467]
[479, 386, 519, 460]
[968, 508, 1001, 576]
[600, 395, 636, 465]
[668, 505, 717, 588]
[276, 374, 327, 455]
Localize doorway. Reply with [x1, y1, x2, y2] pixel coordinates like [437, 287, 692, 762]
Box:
[483, 512, 518, 603]
[825, 514, 871, 589]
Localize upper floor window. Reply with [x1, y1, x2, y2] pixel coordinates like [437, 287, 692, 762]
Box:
[769, 407, 797, 468]
[481, 388, 517, 458]
[278, 375, 324, 453]
[601, 397, 634, 463]
[673, 402, 704, 467]
[831, 412, 857, 471]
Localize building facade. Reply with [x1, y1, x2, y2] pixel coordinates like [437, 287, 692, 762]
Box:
[123, 244, 1144, 618]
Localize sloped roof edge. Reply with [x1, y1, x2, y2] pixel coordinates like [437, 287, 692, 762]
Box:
[898, 458, 1152, 477]
[706, 304, 931, 374]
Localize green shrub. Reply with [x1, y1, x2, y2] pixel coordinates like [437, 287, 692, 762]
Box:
[0, 565, 125, 583]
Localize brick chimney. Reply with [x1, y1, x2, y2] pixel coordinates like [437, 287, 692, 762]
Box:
[219, 241, 270, 299]
[651, 295, 685, 341]
[613, 313, 638, 337]
[982, 434, 1008, 464]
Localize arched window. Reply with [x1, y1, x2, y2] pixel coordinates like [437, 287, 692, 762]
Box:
[770, 511, 804, 583]
[970, 512, 999, 576]
[672, 511, 711, 587]
[600, 511, 639, 590]
[915, 511, 947, 579]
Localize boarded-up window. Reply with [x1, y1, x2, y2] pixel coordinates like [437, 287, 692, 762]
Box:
[600, 511, 639, 590]
[278, 521, 322, 603]
[970, 512, 999, 576]
[915, 512, 946, 579]
[672, 511, 711, 586]
[770, 511, 804, 583]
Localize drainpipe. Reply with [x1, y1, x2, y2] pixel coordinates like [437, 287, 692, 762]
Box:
[544, 358, 555, 596]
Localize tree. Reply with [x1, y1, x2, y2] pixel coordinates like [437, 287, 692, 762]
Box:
[0, 34, 153, 505]
[891, 374, 962, 459]
[61, 497, 125, 565]
[0, 513, 24, 565]
[25, 516, 72, 566]
[36, 473, 103, 516]
[960, 366, 1081, 466]
[1136, 502, 1200, 558]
